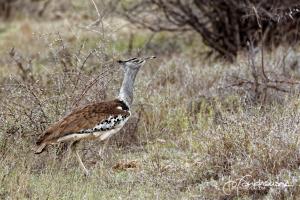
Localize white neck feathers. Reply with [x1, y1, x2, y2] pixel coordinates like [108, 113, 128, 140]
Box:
[118, 68, 139, 108]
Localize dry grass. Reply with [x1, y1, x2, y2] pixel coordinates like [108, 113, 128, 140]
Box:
[1, 4, 300, 199]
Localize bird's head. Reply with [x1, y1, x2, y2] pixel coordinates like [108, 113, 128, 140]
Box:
[117, 56, 156, 72]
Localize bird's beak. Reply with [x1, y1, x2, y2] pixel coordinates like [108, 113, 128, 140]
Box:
[144, 56, 156, 60]
[117, 56, 156, 65]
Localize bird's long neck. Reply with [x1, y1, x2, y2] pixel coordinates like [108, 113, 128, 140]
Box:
[118, 69, 139, 107]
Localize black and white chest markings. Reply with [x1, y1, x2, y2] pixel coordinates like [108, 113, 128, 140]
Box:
[78, 114, 130, 134]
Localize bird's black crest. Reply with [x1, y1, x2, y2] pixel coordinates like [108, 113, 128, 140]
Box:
[117, 99, 129, 111]
[117, 57, 138, 64]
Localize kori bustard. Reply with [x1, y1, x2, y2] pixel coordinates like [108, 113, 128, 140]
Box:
[34, 56, 155, 175]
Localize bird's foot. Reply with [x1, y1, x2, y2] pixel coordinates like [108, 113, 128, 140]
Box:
[83, 170, 90, 177]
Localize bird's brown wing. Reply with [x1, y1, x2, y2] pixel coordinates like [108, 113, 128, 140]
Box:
[36, 99, 130, 145]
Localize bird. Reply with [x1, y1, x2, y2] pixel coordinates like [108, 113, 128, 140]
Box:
[34, 56, 156, 175]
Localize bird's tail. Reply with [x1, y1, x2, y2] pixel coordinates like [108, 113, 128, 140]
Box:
[34, 131, 49, 154]
[34, 143, 47, 154]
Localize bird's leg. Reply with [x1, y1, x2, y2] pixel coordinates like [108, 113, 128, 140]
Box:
[75, 149, 90, 176]
[71, 141, 89, 176]
[65, 142, 75, 167]
[62, 143, 73, 169]
[66, 143, 73, 162]
[99, 138, 110, 160]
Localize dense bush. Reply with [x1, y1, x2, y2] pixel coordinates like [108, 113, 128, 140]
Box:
[123, 0, 300, 61]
